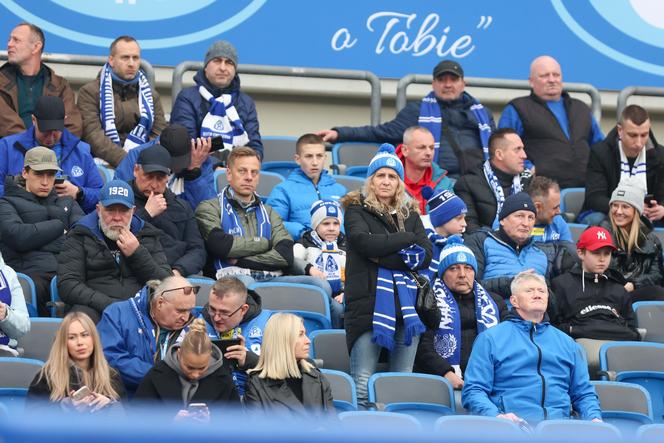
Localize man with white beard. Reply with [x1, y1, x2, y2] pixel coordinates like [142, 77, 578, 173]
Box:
[57, 179, 172, 322]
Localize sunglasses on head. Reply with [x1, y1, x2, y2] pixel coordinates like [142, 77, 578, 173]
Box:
[160, 286, 201, 298]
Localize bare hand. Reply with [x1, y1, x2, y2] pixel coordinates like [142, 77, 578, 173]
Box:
[591, 418, 603, 423]
[0, 302, 7, 321]
[88, 392, 112, 412]
[145, 191, 167, 218]
[68, 391, 95, 412]
[497, 412, 523, 423]
[334, 293, 344, 304]
[314, 129, 339, 143]
[116, 227, 139, 257]
[444, 371, 464, 389]
[224, 334, 247, 368]
[55, 180, 79, 199]
[189, 137, 211, 170]
[624, 282, 635, 292]
[309, 268, 326, 279]
[643, 202, 664, 221]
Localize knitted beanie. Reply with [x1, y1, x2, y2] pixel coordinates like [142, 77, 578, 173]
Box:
[498, 192, 537, 220]
[366, 143, 404, 181]
[204, 40, 238, 67]
[310, 199, 343, 230]
[437, 235, 478, 276]
[422, 186, 467, 227]
[610, 184, 645, 215]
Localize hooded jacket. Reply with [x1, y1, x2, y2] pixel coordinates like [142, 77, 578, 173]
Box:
[0, 126, 103, 213]
[550, 265, 639, 341]
[98, 286, 194, 391]
[267, 169, 347, 240]
[170, 71, 263, 158]
[134, 343, 239, 411]
[57, 211, 171, 315]
[462, 311, 602, 422]
[0, 176, 83, 274]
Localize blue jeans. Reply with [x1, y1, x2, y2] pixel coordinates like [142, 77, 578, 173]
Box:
[350, 329, 420, 407]
[577, 211, 606, 226]
[232, 274, 344, 328]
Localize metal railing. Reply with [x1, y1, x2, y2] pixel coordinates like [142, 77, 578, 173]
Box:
[172, 62, 382, 125]
[616, 86, 664, 120]
[396, 75, 603, 122]
[0, 51, 156, 86]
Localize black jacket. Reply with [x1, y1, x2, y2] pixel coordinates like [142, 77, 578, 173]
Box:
[342, 193, 432, 351]
[245, 364, 335, 418]
[131, 180, 206, 276]
[600, 220, 664, 289]
[453, 163, 532, 234]
[550, 265, 639, 341]
[0, 176, 83, 274]
[133, 357, 240, 412]
[415, 287, 507, 376]
[584, 127, 664, 214]
[57, 211, 172, 315]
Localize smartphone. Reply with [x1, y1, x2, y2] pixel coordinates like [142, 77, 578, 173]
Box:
[71, 385, 92, 401]
[644, 194, 655, 207]
[187, 403, 208, 415]
[54, 177, 65, 185]
[213, 338, 241, 354]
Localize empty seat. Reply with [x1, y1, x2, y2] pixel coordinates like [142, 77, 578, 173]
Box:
[310, 329, 349, 372]
[331, 175, 364, 194]
[249, 283, 330, 318]
[261, 161, 299, 179]
[214, 169, 284, 198]
[338, 411, 422, 431]
[321, 368, 356, 411]
[535, 419, 621, 440]
[634, 302, 664, 343]
[16, 273, 37, 318]
[331, 142, 380, 174]
[261, 136, 297, 163]
[16, 318, 62, 362]
[0, 357, 44, 389]
[560, 187, 585, 222]
[187, 276, 216, 308]
[434, 415, 526, 440]
[637, 424, 664, 442]
[367, 372, 454, 412]
[592, 381, 653, 418]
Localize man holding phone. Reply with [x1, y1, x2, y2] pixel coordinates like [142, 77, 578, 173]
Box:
[200, 276, 272, 397]
[0, 96, 103, 213]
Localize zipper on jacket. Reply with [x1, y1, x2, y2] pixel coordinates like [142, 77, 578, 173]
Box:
[529, 322, 547, 419]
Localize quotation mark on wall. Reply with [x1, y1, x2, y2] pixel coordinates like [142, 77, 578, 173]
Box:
[476, 16, 492, 30]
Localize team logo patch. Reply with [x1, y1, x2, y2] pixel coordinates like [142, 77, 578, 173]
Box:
[456, 252, 467, 263]
[71, 165, 84, 177]
[248, 326, 263, 339]
[434, 332, 457, 359]
[386, 158, 397, 167]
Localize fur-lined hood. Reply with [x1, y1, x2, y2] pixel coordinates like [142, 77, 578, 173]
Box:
[340, 190, 420, 214]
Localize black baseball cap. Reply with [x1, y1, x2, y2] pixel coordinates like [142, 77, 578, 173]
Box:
[33, 96, 65, 131]
[159, 124, 190, 174]
[433, 60, 464, 79]
[137, 144, 171, 174]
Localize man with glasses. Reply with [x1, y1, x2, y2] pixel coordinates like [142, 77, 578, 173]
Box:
[200, 276, 272, 397]
[57, 179, 171, 323]
[98, 275, 198, 391]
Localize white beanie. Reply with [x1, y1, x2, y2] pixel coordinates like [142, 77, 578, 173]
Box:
[310, 199, 343, 230]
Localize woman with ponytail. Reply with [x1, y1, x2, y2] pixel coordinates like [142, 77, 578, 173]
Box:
[133, 318, 239, 418]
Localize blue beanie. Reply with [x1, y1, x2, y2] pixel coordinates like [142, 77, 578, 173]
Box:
[498, 191, 537, 221]
[437, 235, 478, 276]
[422, 186, 467, 227]
[310, 199, 343, 229]
[367, 143, 404, 180]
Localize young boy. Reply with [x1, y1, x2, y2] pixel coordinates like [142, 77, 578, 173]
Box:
[550, 226, 639, 375]
[420, 186, 468, 282]
[293, 199, 346, 327]
[267, 133, 347, 240]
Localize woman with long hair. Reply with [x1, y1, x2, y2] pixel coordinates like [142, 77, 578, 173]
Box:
[133, 317, 239, 420]
[26, 312, 124, 413]
[245, 313, 334, 417]
[603, 184, 664, 301]
[340, 144, 432, 406]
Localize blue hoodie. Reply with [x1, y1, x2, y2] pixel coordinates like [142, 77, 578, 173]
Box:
[267, 169, 347, 240]
[0, 127, 103, 213]
[462, 312, 601, 422]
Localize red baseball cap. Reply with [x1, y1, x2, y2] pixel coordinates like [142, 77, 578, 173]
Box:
[576, 226, 617, 251]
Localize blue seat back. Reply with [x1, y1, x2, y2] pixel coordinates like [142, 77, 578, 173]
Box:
[16, 273, 37, 318]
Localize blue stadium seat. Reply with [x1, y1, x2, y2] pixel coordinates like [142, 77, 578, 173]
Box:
[309, 329, 349, 372]
[560, 187, 586, 222]
[213, 169, 284, 199]
[535, 419, 622, 440]
[568, 223, 589, 243]
[0, 357, 44, 388]
[48, 276, 64, 318]
[16, 273, 37, 318]
[320, 369, 357, 412]
[637, 423, 664, 441]
[96, 164, 113, 185]
[634, 301, 664, 343]
[331, 174, 364, 193]
[261, 161, 299, 179]
[249, 282, 330, 319]
[280, 310, 331, 333]
[16, 318, 62, 362]
[592, 381, 654, 434]
[331, 142, 380, 169]
[344, 166, 368, 178]
[338, 410, 422, 431]
[0, 388, 28, 415]
[261, 136, 298, 163]
[434, 415, 527, 440]
[186, 276, 216, 308]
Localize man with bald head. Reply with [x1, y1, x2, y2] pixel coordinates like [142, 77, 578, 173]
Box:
[98, 275, 197, 391]
[498, 55, 603, 188]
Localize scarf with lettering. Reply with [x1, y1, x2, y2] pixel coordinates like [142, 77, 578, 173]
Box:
[198, 86, 250, 151]
[309, 230, 345, 294]
[619, 141, 648, 193]
[99, 63, 154, 151]
[483, 160, 523, 229]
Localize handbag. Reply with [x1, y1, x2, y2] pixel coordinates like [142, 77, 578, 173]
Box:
[412, 273, 440, 329]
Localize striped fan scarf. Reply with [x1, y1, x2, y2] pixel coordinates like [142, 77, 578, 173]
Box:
[199, 86, 250, 151]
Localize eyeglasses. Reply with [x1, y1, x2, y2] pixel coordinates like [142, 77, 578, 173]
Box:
[207, 304, 245, 320]
[160, 286, 201, 298]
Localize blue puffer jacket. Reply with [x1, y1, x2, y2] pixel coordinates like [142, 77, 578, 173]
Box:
[113, 138, 215, 211]
[170, 71, 263, 159]
[97, 286, 190, 391]
[266, 169, 347, 239]
[0, 127, 103, 213]
[462, 312, 601, 421]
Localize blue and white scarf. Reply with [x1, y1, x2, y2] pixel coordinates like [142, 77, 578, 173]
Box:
[214, 186, 271, 271]
[199, 86, 250, 151]
[309, 230, 345, 294]
[432, 279, 498, 375]
[99, 63, 154, 152]
[422, 228, 448, 283]
[483, 160, 523, 229]
[0, 270, 12, 346]
[619, 140, 648, 193]
[418, 91, 493, 163]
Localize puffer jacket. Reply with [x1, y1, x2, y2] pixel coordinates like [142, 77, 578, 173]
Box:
[550, 265, 639, 341]
[0, 176, 83, 274]
[57, 211, 171, 315]
[342, 192, 432, 351]
[170, 71, 263, 158]
[267, 169, 347, 240]
[462, 311, 602, 422]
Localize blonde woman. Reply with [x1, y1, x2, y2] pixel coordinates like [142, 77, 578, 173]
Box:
[26, 312, 124, 413]
[134, 318, 239, 419]
[603, 184, 664, 302]
[245, 313, 334, 416]
[340, 144, 432, 407]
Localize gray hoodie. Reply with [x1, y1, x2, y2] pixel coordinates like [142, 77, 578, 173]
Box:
[163, 343, 224, 407]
